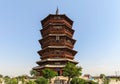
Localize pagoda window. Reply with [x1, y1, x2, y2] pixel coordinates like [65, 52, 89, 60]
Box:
[56, 36, 59, 40]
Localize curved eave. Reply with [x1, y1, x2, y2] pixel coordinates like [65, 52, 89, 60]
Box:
[41, 14, 51, 26]
[40, 24, 74, 32]
[33, 65, 65, 70]
[63, 14, 73, 25]
[36, 58, 78, 64]
[41, 14, 73, 26]
[39, 34, 76, 44]
[37, 46, 77, 56]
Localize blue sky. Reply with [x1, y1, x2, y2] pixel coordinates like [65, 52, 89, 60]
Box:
[0, 0, 120, 76]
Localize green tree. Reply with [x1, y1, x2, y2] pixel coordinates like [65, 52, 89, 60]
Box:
[102, 77, 110, 84]
[87, 80, 98, 84]
[35, 77, 48, 84]
[9, 78, 18, 84]
[42, 68, 57, 83]
[0, 74, 3, 78]
[17, 75, 27, 84]
[100, 74, 105, 79]
[70, 77, 86, 84]
[26, 80, 36, 84]
[63, 62, 82, 84]
[70, 77, 98, 84]
[100, 74, 110, 84]
[17, 76, 22, 83]
[4, 76, 11, 84]
[30, 69, 37, 78]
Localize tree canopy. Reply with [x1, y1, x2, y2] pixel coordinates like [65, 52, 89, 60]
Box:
[100, 74, 105, 79]
[42, 68, 58, 83]
[71, 77, 98, 84]
[0, 74, 3, 78]
[30, 69, 37, 77]
[62, 62, 82, 84]
[35, 77, 48, 84]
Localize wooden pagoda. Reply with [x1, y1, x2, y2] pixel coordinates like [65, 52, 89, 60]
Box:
[33, 10, 78, 76]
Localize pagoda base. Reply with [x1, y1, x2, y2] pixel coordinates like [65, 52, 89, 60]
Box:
[33, 66, 64, 76]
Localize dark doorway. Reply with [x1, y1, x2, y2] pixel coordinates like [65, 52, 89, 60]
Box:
[57, 71, 60, 76]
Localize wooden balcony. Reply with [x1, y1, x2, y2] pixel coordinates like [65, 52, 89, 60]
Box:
[41, 41, 74, 49]
[41, 54, 74, 60]
[41, 30, 73, 38]
[42, 19, 72, 28]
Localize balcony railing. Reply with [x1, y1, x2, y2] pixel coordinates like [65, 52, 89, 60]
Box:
[41, 41, 73, 49]
[42, 30, 73, 38]
[42, 19, 72, 28]
[41, 54, 74, 60]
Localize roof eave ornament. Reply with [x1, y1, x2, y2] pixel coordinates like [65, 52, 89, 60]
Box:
[56, 7, 59, 15]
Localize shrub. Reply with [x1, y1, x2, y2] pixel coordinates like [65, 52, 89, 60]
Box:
[10, 78, 18, 84]
[87, 80, 98, 84]
[26, 80, 36, 84]
[70, 77, 98, 84]
[70, 77, 86, 84]
[35, 77, 48, 84]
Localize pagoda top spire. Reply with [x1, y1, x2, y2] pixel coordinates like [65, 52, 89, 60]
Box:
[56, 7, 59, 15]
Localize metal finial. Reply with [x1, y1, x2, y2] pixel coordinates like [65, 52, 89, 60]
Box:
[56, 7, 59, 15]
